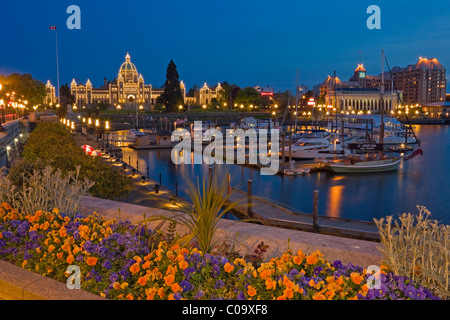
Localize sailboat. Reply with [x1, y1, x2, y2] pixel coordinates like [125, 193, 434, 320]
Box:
[323, 49, 404, 173]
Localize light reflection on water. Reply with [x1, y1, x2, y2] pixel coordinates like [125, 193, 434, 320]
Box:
[119, 125, 450, 224]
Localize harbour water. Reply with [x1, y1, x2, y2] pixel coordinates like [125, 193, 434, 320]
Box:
[119, 124, 450, 225]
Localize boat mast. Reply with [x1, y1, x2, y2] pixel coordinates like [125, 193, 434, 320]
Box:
[295, 69, 299, 133]
[379, 49, 385, 159]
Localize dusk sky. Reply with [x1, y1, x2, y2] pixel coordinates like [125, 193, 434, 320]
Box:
[1, 0, 450, 92]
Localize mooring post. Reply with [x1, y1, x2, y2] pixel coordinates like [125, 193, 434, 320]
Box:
[227, 173, 231, 200]
[247, 179, 253, 217]
[146, 165, 149, 179]
[281, 134, 285, 170]
[208, 165, 213, 186]
[288, 135, 292, 165]
[175, 181, 178, 197]
[313, 190, 319, 233]
[159, 172, 162, 186]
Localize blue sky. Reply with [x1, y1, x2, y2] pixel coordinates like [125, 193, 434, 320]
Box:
[1, 0, 449, 92]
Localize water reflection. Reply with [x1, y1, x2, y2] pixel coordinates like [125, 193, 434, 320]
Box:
[118, 125, 450, 224]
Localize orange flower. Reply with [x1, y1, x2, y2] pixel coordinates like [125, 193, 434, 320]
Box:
[113, 282, 121, 290]
[293, 255, 304, 265]
[164, 274, 175, 286]
[247, 285, 257, 297]
[137, 276, 148, 286]
[59, 227, 67, 238]
[350, 272, 364, 285]
[56, 252, 64, 260]
[325, 290, 336, 300]
[224, 262, 234, 273]
[48, 245, 55, 253]
[142, 260, 151, 270]
[66, 254, 75, 264]
[312, 292, 326, 300]
[178, 260, 188, 270]
[283, 288, 294, 299]
[259, 269, 272, 280]
[171, 283, 181, 293]
[86, 256, 98, 266]
[129, 263, 140, 275]
[306, 254, 319, 265]
[126, 293, 134, 300]
[158, 287, 165, 299]
[61, 242, 71, 253]
[265, 278, 276, 290]
[0, 233, 3, 239]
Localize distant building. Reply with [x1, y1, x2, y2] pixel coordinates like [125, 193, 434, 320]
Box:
[349, 58, 447, 106]
[45, 80, 56, 105]
[195, 82, 224, 106]
[329, 88, 399, 114]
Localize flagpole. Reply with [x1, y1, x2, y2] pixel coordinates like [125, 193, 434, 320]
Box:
[55, 27, 60, 105]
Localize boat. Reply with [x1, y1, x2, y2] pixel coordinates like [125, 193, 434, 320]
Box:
[127, 128, 146, 138]
[323, 156, 402, 173]
[323, 50, 406, 174]
[281, 130, 357, 160]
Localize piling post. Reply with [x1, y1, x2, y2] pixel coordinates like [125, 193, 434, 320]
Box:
[281, 134, 285, 170]
[313, 190, 319, 233]
[247, 179, 253, 217]
[175, 181, 178, 197]
[208, 165, 213, 187]
[288, 135, 292, 165]
[227, 173, 231, 200]
[159, 172, 162, 186]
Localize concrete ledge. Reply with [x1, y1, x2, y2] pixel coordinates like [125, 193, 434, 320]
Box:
[0, 260, 103, 300]
[79, 196, 383, 267]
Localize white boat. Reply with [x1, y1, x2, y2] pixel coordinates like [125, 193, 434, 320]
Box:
[281, 131, 356, 160]
[323, 156, 403, 173]
[331, 114, 405, 133]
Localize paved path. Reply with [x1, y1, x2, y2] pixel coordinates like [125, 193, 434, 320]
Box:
[72, 133, 189, 212]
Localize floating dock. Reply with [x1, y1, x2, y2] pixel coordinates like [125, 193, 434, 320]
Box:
[226, 188, 380, 241]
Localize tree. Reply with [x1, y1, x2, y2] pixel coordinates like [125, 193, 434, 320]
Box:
[0, 73, 46, 109]
[157, 60, 184, 112]
[234, 87, 261, 109]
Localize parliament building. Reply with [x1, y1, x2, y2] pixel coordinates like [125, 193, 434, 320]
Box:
[45, 53, 224, 108]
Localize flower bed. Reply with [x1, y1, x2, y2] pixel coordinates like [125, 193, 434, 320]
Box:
[0, 203, 438, 300]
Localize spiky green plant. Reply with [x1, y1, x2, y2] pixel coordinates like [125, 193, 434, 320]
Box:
[142, 170, 248, 254]
[374, 206, 450, 299]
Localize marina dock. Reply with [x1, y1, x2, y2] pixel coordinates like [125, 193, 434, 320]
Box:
[226, 188, 380, 241]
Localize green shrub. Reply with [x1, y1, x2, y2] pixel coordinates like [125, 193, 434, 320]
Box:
[18, 122, 131, 200]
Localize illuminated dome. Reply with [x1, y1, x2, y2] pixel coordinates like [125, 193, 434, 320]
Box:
[118, 53, 139, 82]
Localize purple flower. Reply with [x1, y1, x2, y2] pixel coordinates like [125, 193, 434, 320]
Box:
[194, 290, 204, 299]
[289, 269, 299, 278]
[212, 265, 221, 278]
[214, 280, 224, 289]
[109, 273, 119, 283]
[314, 267, 323, 276]
[180, 280, 193, 292]
[102, 260, 112, 269]
[237, 291, 246, 300]
[2, 231, 12, 239]
[405, 285, 417, 299]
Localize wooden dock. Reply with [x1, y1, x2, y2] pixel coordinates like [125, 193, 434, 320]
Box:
[226, 188, 380, 241]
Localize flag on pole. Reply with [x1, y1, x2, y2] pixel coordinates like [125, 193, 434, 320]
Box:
[49, 26, 57, 30]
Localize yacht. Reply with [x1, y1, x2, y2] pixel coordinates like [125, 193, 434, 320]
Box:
[281, 130, 356, 160]
[127, 128, 146, 138]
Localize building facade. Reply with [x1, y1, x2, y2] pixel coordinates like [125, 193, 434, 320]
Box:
[45, 80, 56, 105]
[70, 53, 153, 107]
[350, 58, 447, 105]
